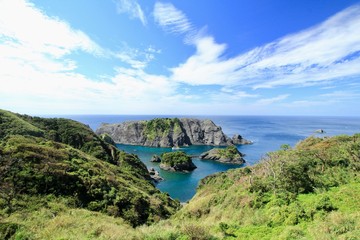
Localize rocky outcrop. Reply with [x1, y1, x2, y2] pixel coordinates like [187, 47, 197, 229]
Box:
[148, 167, 164, 182]
[150, 154, 161, 162]
[159, 151, 197, 172]
[232, 134, 252, 145]
[96, 118, 248, 148]
[160, 161, 197, 172]
[200, 146, 245, 164]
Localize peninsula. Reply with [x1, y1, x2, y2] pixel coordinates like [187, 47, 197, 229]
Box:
[96, 118, 251, 147]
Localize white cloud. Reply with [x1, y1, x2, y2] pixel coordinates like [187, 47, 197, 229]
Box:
[256, 94, 290, 105]
[115, 0, 147, 25]
[170, 4, 360, 90]
[153, 2, 193, 34]
[171, 36, 240, 85]
[0, 0, 103, 58]
[0, 0, 190, 115]
[0, 0, 108, 108]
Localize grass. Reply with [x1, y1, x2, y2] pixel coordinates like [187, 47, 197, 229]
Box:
[1, 109, 360, 239]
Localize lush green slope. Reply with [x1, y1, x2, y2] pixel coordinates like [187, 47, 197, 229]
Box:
[1, 108, 359, 239]
[0, 110, 179, 232]
[143, 118, 182, 141]
[163, 134, 360, 239]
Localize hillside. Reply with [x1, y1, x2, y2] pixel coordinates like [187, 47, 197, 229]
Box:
[0, 109, 180, 230]
[1, 109, 359, 239]
[156, 134, 360, 239]
[96, 118, 250, 147]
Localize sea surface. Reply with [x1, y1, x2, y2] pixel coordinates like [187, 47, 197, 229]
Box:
[48, 115, 360, 202]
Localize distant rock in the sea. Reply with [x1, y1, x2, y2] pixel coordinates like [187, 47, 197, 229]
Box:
[96, 118, 250, 148]
[159, 151, 197, 172]
[315, 129, 326, 134]
[232, 134, 252, 145]
[200, 145, 245, 164]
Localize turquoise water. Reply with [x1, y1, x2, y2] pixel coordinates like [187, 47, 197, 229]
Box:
[49, 115, 360, 202]
[116, 144, 241, 201]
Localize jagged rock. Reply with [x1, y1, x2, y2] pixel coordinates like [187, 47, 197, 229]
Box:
[200, 146, 245, 164]
[150, 154, 161, 162]
[232, 134, 252, 145]
[96, 118, 244, 148]
[148, 167, 164, 182]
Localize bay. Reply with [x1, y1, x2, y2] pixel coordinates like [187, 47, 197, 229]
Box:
[47, 115, 360, 202]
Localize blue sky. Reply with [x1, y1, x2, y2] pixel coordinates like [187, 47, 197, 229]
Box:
[1, 0, 360, 116]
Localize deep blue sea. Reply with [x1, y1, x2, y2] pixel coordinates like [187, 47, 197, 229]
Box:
[49, 115, 360, 202]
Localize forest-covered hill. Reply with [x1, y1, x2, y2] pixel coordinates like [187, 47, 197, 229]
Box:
[1, 109, 359, 239]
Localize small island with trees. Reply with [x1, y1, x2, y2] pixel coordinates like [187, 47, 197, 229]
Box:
[159, 151, 197, 172]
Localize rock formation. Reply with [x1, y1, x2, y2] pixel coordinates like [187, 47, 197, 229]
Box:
[150, 154, 161, 162]
[148, 167, 164, 182]
[199, 145, 245, 164]
[232, 134, 252, 145]
[96, 118, 249, 148]
[159, 151, 197, 172]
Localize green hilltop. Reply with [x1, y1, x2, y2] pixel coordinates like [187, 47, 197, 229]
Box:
[0, 109, 179, 230]
[1, 109, 360, 239]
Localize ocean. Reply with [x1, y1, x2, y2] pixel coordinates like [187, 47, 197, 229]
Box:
[51, 115, 360, 202]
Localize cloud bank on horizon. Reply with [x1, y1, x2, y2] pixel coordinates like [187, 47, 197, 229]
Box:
[0, 0, 360, 115]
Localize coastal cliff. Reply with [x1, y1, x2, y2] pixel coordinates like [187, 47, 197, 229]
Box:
[96, 118, 248, 147]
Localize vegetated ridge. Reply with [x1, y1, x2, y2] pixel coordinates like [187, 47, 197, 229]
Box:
[1, 109, 359, 239]
[0, 109, 179, 230]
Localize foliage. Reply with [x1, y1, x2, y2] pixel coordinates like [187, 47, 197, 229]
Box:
[0, 110, 180, 227]
[171, 134, 360, 239]
[143, 118, 182, 141]
[160, 151, 192, 167]
[217, 145, 243, 160]
[1, 108, 360, 239]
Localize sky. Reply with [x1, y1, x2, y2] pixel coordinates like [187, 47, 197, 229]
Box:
[1, 0, 360, 116]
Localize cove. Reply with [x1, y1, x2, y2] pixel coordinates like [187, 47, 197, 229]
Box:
[116, 144, 244, 202]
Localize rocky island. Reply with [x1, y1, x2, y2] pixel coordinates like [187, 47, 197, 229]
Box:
[159, 151, 197, 172]
[96, 118, 251, 147]
[200, 145, 245, 164]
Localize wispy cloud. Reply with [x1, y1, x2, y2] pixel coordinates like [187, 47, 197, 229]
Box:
[256, 94, 290, 105]
[115, 0, 147, 26]
[153, 2, 194, 34]
[115, 45, 160, 69]
[170, 4, 360, 90]
[319, 90, 360, 100]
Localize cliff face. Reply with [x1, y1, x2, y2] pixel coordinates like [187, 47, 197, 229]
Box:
[96, 118, 234, 147]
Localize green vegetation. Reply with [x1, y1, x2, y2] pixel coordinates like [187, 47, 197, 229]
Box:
[160, 151, 197, 171]
[169, 134, 360, 239]
[217, 145, 243, 160]
[1, 108, 359, 239]
[0, 109, 179, 232]
[161, 151, 192, 167]
[143, 118, 182, 141]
